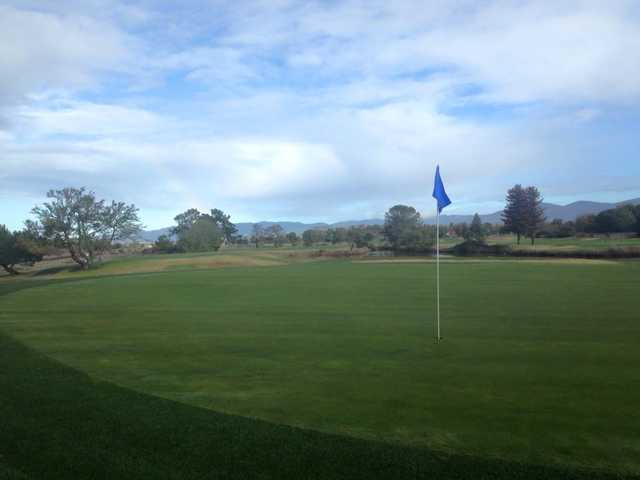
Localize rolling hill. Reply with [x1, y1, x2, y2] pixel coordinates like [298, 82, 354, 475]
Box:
[137, 198, 640, 241]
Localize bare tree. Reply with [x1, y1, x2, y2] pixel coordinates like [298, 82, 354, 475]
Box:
[251, 224, 264, 248]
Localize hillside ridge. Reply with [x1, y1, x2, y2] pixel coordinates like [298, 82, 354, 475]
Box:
[138, 197, 640, 240]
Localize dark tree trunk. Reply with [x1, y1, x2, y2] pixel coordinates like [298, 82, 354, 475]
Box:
[531, 235, 535, 245]
[1, 264, 19, 275]
[68, 247, 90, 269]
[516, 233, 521, 245]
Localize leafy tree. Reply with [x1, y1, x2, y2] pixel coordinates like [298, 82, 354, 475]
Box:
[483, 223, 499, 236]
[347, 227, 373, 250]
[325, 229, 337, 244]
[325, 228, 348, 245]
[234, 235, 249, 246]
[502, 185, 528, 245]
[177, 217, 222, 252]
[302, 229, 324, 247]
[0, 225, 43, 275]
[415, 225, 436, 251]
[103, 202, 141, 243]
[468, 213, 486, 242]
[576, 214, 597, 234]
[286, 232, 299, 246]
[451, 222, 469, 238]
[558, 220, 576, 238]
[540, 219, 577, 238]
[302, 229, 314, 247]
[265, 225, 285, 247]
[594, 205, 637, 234]
[31, 187, 141, 269]
[383, 205, 422, 251]
[171, 208, 203, 236]
[210, 208, 238, 244]
[524, 186, 545, 245]
[154, 234, 177, 253]
[543, 218, 564, 237]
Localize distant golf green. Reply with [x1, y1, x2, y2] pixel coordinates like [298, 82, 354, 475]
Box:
[2, 259, 639, 476]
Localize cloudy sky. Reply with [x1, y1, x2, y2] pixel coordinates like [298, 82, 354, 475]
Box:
[1, 0, 639, 230]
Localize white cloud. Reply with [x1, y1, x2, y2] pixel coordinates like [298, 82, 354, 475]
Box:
[154, 47, 260, 83]
[15, 100, 169, 138]
[197, 0, 640, 106]
[0, 5, 137, 106]
[411, 3, 640, 105]
[1, 1, 639, 229]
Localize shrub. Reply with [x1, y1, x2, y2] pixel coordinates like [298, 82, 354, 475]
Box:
[452, 240, 511, 256]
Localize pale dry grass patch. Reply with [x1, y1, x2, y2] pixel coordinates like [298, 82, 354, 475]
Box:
[354, 258, 621, 265]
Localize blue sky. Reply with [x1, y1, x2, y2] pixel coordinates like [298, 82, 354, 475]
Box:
[1, 0, 640, 231]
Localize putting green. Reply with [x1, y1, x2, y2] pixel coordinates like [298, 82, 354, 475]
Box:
[1, 260, 639, 475]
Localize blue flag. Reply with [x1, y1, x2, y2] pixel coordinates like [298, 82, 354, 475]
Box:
[432, 165, 451, 213]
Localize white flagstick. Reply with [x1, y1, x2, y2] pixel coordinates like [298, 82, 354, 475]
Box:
[436, 209, 441, 344]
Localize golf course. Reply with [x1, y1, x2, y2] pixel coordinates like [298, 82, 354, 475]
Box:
[1, 250, 638, 479]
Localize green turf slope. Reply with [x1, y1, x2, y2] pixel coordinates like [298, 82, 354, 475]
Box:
[1, 260, 639, 478]
[0, 332, 634, 480]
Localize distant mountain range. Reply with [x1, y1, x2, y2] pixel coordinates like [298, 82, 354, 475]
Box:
[430, 198, 640, 225]
[137, 198, 640, 242]
[137, 220, 386, 241]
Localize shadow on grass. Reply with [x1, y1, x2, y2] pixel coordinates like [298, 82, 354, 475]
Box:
[0, 280, 637, 479]
[31, 265, 80, 277]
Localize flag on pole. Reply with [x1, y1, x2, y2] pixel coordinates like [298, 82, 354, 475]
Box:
[432, 165, 451, 344]
[432, 165, 451, 213]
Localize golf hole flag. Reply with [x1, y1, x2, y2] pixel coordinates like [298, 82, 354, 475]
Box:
[432, 165, 451, 343]
[432, 165, 451, 213]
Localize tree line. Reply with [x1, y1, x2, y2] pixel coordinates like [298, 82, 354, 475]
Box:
[575, 204, 640, 236]
[3, 184, 639, 275]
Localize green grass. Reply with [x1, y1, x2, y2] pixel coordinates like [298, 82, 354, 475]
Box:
[489, 234, 640, 250]
[1, 258, 639, 478]
[4, 330, 630, 480]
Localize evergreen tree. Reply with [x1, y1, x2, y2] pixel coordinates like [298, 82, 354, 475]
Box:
[524, 186, 545, 245]
[502, 185, 528, 245]
[286, 232, 299, 246]
[469, 213, 486, 242]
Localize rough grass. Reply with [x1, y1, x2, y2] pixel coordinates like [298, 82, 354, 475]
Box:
[2, 260, 639, 477]
[0, 247, 316, 279]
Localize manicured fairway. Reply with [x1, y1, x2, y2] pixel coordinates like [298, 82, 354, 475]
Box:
[1, 259, 639, 476]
